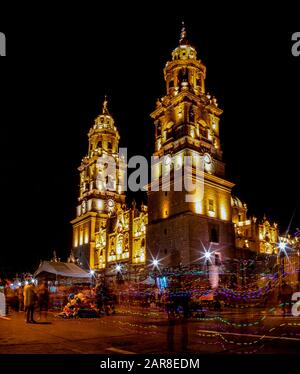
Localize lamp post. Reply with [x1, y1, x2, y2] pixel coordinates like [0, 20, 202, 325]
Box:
[89, 269, 95, 286]
[278, 241, 287, 286]
[115, 264, 122, 284]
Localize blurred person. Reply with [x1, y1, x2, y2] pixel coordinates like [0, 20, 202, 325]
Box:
[37, 281, 50, 320]
[18, 286, 24, 312]
[213, 297, 221, 313]
[0, 288, 6, 317]
[279, 281, 293, 316]
[95, 283, 104, 314]
[23, 281, 36, 323]
[5, 282, 17, 314]
[167, 308, 176, 352]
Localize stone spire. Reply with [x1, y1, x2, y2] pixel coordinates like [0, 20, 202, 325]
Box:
[179, 21, 189, 46]
[102, 95, 109, 115]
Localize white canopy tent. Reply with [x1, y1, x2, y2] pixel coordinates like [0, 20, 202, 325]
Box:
[140, 277, 156, 285]
[34, 261, 91, 279]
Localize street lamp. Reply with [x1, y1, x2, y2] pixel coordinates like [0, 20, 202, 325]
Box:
[152, 259, 159, 268]
[278, 241, 287, 285]
[200, 249, 213, 262]
[279, 242, 287, 252]
[89, 269, 96, 286]
[199, 247, 215, 285]
[200, 248, 214, 267]
[149, 255, 161, 271]
[115, 264, 122, 273]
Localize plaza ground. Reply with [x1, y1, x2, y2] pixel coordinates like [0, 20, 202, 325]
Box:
[1, 307, 300, 354]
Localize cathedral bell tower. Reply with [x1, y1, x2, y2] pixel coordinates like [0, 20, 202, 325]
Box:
[147, 24, 235, 268]
[71, 97, 126, 269]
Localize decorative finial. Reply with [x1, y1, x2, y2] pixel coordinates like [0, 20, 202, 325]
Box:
[179, 21, 188, 45]
[102, 95, 109, 115]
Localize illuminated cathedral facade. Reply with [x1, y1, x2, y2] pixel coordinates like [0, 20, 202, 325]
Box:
[71, 25, 285, 274]
[70, 98, 147, 271]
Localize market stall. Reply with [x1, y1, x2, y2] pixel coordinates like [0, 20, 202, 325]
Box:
[34, 261, 91, 283]
[34, 261, 93, 311]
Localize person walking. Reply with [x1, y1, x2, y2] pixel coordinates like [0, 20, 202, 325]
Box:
[23, 282, 36, 323]
[18, 286, 24, 312]
[95, 283, 104, 314]
[0, 289, 6, 317]
[37, 281, 49, 321]
[279, 281, 293, 316]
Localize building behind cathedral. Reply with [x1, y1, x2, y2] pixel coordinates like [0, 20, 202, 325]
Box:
[70, 25, 299, 283]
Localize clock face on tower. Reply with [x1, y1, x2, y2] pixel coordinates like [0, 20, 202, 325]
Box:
[107, 199, 115, 212]
[203, 153, 214, 174]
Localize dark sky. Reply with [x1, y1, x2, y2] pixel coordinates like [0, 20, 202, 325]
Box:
[0, 7, 299, 275]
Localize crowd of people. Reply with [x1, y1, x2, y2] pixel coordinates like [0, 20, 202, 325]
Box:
[0, 279, 50, 323]
[0, 275, 297, 322]
[0, 277, 118, 322]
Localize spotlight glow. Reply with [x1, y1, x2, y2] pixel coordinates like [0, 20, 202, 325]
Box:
[152, 259, 159, 267]
[115, 264, 122, 272]
[202, 250, 212, 261]
[278, 240, 289, 261]
[279, 242, 287, 251]
[199, 247, 215, 264]
[204, 251, 212, 260]
[90, 269, 95, 276]
[150, 256, 161, 270]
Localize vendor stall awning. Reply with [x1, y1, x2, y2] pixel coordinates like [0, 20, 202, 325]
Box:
[140, 277, 155, 285]
[34, 261, 91, 278]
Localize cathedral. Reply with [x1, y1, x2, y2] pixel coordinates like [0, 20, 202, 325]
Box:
[70, 97, 147, 272]
[70, 24, 291, 277]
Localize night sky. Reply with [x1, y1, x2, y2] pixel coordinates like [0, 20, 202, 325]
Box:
[0, 8, 299, 276]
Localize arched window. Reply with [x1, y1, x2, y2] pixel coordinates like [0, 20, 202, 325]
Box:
[178, 68, 188, 84]
[210, 227, 219, 243]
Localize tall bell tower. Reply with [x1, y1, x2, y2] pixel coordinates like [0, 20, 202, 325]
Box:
[147, 24, 235, 267]
[71, 97, 126, 269]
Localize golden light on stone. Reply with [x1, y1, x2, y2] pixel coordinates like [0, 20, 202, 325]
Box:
[220, 204, 228, 221]
[71, 96, 147, 270]
[79, 230, 83, 246]
[194, 200, 203, 214]
[70, 25, 288, 273]
[208, 210, 216, 218]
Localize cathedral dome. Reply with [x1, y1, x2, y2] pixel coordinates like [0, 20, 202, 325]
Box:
[231, 195, 244, 209]
[172, 22, 197, 61]
[94, 96, 116, 131]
